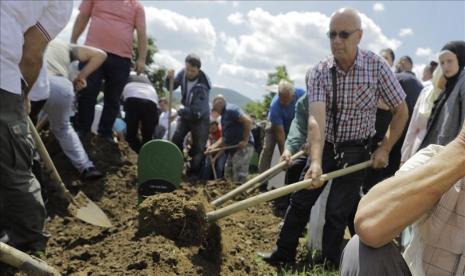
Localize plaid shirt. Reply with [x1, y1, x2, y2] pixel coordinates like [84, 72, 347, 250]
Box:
[307, 48, 406, 143]
[402, 145, 465, 276]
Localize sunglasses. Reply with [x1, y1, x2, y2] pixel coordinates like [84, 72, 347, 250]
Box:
[327, 29, 360, 40]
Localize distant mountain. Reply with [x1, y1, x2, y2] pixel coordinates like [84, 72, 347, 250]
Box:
[173, 87, 253, 108]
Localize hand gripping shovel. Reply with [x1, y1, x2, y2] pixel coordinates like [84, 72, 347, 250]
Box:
[206, 160, 372, 222]
[0, 242, 59, 276]
[27, 117, 112, 228]
[211, 150, 306, 207]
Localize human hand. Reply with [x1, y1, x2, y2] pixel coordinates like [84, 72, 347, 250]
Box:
[280, 150, 293, 167]
[73, 74, 87, 92]
[238, 140, 248, 149]
[304, 161, 323, 189]
[167, 69, 175, 79]
[372, 146, 389, 169]
[135, 58, 145, 75]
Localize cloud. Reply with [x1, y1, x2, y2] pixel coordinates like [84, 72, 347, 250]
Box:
[219, 8, 401, 90]
[413, 63, 426, 79]
[415, 47, 433, 57]
[373, 3, 385, 12]
[227, 12, 244, 25]
[144, 7, 217, 59]
[398, 28, 414, 37]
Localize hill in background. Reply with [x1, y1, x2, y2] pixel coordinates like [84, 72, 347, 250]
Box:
[173, 87, 254, 108]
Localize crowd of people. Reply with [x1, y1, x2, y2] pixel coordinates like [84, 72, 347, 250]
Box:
[1, 1, 464, 275]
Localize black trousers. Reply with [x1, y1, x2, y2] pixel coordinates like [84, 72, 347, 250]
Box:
[76, 53, 131, 137]
[276, 141, 370, 264]
[273, 155, 308, 211]
[123, 97, 158, 153]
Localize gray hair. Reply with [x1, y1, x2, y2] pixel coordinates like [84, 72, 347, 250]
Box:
[278, 80, 294, 96]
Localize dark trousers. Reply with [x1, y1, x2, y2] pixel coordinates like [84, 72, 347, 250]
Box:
[76, 53, 131, 137]
[123, 97, 159, 153]
[276, 141, 370, 264]
[172, 118, 210, 177]
[340, 235, 411, 276]
[273, 155, 308, 211]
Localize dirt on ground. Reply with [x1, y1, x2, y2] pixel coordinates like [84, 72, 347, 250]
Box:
[9, 135, 288, 275]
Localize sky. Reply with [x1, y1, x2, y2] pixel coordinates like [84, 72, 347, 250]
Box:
[59, 1, 465, 101]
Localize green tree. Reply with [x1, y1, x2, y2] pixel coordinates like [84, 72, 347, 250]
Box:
[132, 37, 167, 97]
[266, 65, 292, 85]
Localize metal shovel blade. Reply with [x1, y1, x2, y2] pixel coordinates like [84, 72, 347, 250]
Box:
[67, 191, 113, 228]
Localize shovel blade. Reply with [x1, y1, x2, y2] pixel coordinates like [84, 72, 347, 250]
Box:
[68, 191, 113, 228]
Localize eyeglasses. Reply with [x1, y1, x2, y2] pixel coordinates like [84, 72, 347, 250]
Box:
[327, 29, 360, 40]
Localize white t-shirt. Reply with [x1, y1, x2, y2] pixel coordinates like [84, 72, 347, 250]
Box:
[122, 82, 159, 105]
[0, 0, 72, 94]
[28, 62, 50, 101]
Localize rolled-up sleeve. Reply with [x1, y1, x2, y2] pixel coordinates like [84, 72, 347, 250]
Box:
[307, 65, 326, 104]
[35, 0, 73, 42]
[378, 61, 406, 109]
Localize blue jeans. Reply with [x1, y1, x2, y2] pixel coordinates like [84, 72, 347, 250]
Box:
[76, 53, 131, 137]
[172, 118, 209, 177]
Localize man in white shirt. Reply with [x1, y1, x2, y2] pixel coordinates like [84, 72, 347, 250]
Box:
[122, 73, 159, 153]
[0, 1, 72, 253]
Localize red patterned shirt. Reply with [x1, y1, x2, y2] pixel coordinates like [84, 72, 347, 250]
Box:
[307, 48, 406, 143]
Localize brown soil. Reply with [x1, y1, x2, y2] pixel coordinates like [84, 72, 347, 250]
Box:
[10, 136, 285, 275]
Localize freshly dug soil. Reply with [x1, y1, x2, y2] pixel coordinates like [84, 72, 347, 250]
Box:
[138, 193, 209, 246]
[9, 135, 284, 275]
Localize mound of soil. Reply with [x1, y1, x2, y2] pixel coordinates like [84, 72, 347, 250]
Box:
[9, 135, 284, 275]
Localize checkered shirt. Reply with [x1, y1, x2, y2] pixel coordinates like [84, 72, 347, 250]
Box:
[307, 48, 406, 143]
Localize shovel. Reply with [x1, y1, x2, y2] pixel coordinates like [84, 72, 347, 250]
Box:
[206, 160, 372, 222]
[211, 150, 306, 207]
[204, 145, 239, 155]
[27, 117, 112, 228]
[0, 242, 59, 276]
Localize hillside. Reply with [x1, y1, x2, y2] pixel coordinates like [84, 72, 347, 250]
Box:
[173, 87, 253, 108]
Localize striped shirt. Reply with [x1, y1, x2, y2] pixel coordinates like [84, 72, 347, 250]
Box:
[307, 48, 406, 143]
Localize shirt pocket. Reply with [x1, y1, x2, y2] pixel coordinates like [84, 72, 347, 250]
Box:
[354, 84, 376, 111]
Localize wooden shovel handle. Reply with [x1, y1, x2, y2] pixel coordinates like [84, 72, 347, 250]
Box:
[204, 145, 239, 155]
[0, 242, 60, 275]
[167, 77, 174, 141]
[27, 117, 75, 204]
[211, 150, 306, 207]
[206, 160, 372, 222]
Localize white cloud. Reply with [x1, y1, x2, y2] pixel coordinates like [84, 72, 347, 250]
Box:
[227, 12, 244, 25]
[416, 47, 433, 57]
[219, 8, 401, 89]
[144, 7, 217, 60]
[152, 50, 183, 70]
[232, 1, 240, 8]
[373, 3, 385, 12]
[413, 63, 426, 79]
[399, 28, 414, 37]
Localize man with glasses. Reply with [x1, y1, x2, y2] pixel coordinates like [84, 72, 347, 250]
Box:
[258, 8, 408, 267]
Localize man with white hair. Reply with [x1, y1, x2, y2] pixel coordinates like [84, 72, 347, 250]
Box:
[258, 80, 305, 191]
[259, 8, 408, 267]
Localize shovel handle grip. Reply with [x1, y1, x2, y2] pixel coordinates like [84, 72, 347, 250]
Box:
[27, 117, 74, 203]
[211, 150, 306, 207]
[206, 160, 372, 222]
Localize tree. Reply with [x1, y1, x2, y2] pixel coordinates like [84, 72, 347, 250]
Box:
[267, 65, 292, 85]
[132, 36, 167, 97]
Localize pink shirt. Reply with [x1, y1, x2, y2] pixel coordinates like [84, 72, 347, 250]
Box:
[79, 0, 145, 58]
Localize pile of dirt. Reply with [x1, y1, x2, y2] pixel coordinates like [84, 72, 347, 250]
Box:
[138, 193, 209, 246]
[10, 136, 284, 275]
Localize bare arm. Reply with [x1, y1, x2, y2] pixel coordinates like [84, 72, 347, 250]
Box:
[70, 13, 90, 43]
[356, 123, 465, 248]
[271, 124, 286, 154]
[74, 45, 107, 80]
[372, 101, 409, 168]
[19, 26, 49, 94]
[304, 102, 326, 187]
[238, 114, 252, 148]
[135, 24, 147, 74]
